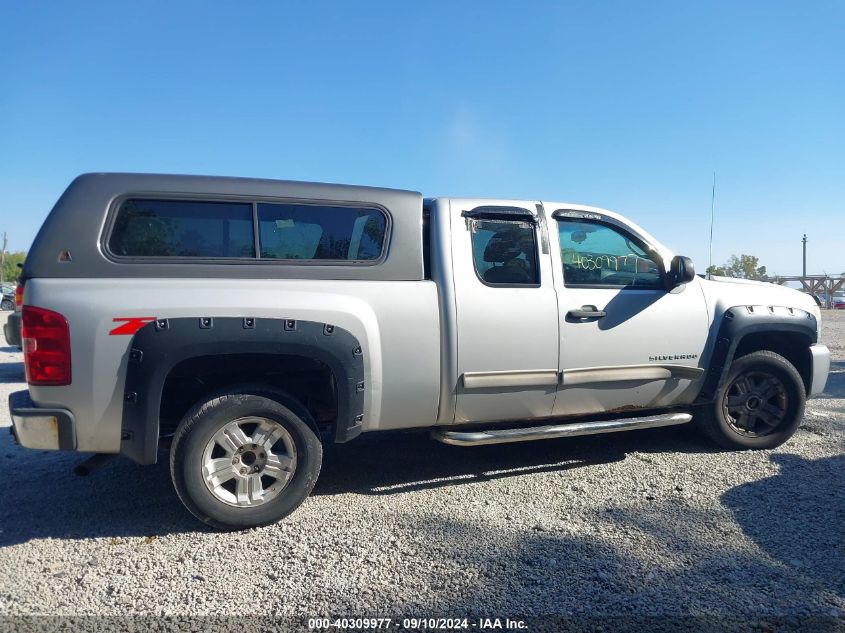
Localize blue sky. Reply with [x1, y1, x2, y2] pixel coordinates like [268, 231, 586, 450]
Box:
[1, 1, 843, 275]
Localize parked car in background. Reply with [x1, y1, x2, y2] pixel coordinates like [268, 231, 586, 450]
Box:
[1, 288, 14, 311]
[834, 293, 845, 310]
[3, 283, 23, 348]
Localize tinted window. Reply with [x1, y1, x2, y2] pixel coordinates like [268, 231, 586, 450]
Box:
[108, 199, 255, 258]
[557, 220, 662, 288]
[470, 219, 539, 285]
[257, 203, 386, 261]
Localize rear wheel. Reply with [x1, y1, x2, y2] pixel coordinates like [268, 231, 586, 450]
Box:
[170, 387, 322, 530]
[696, 350, 806, 450]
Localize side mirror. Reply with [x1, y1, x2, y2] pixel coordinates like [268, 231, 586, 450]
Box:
[669, 255, 695, 288]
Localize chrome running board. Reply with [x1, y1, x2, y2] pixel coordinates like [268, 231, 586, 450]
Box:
[431, 412, 693, 446]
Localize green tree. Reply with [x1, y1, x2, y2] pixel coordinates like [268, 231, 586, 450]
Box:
[706, 254, 768, 280]
[1, 251, 26, 284]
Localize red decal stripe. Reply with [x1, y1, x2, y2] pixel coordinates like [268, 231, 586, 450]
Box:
[109, 317, 157, 336]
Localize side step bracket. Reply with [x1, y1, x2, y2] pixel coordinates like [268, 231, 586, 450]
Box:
[431, 412, 693, 446]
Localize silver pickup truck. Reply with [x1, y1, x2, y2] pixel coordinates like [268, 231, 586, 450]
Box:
[9, 173, 831, 530]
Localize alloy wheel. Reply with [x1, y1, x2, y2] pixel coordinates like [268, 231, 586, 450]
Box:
[201, 417, 297, 507]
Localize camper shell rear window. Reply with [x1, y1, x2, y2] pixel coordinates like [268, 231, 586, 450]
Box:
[105, 197, 389, 264]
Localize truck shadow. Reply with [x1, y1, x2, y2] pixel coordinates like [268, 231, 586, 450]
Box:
[0, 360, 23, 383]
[316, 432, 622, 497]
[0, 424, 716, 545]
[2, 437, 841, 624]
[721, 453, 845, 597]
[313, 424, 715, 498]
[0, 432, 194, 545]
[376, 500, 843, 625]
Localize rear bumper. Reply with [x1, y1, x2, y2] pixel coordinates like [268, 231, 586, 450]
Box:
[8, 390, 76, 450]
[3, 311, 21, 347]
[809, 344, 831, 397]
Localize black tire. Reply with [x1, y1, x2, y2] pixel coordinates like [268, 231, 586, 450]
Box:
[170, 385, 322, 530]
[696, 350, 806, 450]
[0, 299, 12, 311]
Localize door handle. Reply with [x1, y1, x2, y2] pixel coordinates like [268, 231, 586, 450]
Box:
[567, 305, 607, 319]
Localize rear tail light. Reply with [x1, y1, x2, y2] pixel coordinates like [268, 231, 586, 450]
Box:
[14, 282, 24, 310]
[22, 306, 72, 386]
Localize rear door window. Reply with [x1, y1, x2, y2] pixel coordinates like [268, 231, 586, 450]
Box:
[108, 199, 255, 258]
[469, 219, 539, 286]
[257, 203, 386, 261]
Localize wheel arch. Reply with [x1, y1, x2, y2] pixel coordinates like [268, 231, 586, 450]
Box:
[165, 378, 325, 439]
[733, 331, 813, 395]
[695, 305, 817, 403]
[120, 317, 365, 464]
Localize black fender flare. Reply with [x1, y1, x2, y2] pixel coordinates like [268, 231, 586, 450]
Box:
[695, 305, 817, 403]
[120, 316, 365, 464]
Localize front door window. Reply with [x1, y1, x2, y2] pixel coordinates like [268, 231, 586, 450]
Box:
[558, 220, 662, 288]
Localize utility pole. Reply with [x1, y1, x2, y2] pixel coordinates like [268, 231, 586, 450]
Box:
[0, 232, 6, 286]
[802, 234, 807, 278]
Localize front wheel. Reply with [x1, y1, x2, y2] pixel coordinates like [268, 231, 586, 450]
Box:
[696, 350, 806, 450]
[170, 387, 322, 530]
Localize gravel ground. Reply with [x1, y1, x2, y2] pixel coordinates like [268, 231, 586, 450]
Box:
[0, 310, 843, 630]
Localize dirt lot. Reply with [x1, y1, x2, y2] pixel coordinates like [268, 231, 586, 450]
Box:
[0, 310, 842, 630]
